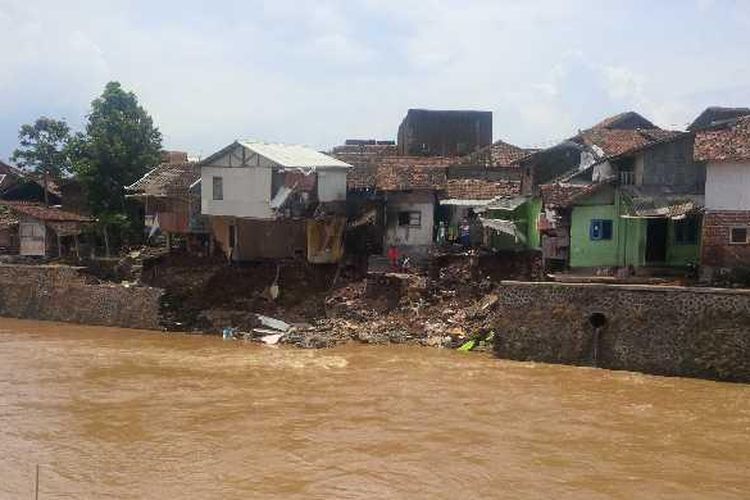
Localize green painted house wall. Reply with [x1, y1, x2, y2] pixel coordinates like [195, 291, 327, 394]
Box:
[569, 189, 701, 269]
[524, 197, 542, 249]
[666, 221, 701, 266]
[619, 217, 646, 267]
[570, 204, 621, 267]
[485, 197, 542, 251]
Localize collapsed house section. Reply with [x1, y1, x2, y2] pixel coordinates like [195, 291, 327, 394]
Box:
[199, 141, 351, 263]
[126, 153, 210, 254]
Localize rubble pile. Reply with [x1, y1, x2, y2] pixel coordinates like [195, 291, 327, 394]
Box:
[139, 251, 507, 351]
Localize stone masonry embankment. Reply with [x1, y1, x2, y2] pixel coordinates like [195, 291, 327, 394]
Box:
[0, 264, 162, 330]
[493, 282, 750, 382]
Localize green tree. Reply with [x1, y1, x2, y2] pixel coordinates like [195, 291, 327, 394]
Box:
[11, 117, 72, 206]
[71, 81, 162, 255]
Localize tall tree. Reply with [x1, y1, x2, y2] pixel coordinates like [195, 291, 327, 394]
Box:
[71, 81, 162, 255]
[11, 117, 72, 206]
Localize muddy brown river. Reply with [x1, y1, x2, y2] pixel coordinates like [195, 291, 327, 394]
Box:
[1, 318, 749, 499]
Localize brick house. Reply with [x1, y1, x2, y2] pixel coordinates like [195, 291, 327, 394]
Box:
[694, 115, 750, 278]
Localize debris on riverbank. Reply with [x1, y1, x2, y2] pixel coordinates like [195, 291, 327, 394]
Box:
[136, 251, 518, 350]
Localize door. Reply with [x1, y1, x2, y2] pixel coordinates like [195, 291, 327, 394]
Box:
[645, 218, 668, 263]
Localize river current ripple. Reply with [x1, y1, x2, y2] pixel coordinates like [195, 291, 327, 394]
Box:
[0, 318, 748, 499]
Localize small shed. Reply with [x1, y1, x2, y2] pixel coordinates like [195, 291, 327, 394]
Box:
[0, 201, 92, 257]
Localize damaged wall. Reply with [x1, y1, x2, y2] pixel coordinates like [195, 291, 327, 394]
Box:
[211, 217, 308, 261]
[384, 191, 435, 250]
[493, 281, 750, 382]
[317, 170, 348, 202]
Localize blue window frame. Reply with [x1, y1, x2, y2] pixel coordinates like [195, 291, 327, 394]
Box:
[590, 219, 613, 241]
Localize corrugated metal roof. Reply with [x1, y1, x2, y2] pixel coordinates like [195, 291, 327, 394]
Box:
[238, 142, 351, 169]
[486, 195, 530, 211]
[439, 199, 494, 207]
[620, 186, 704, 219]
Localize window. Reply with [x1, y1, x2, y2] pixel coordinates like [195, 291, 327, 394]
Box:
[589, 219, 613, 241]
[730, 227, 748, 245]
[674, 217, 699, 245]
[617, 158, 636, 185]
[212, 176, 224, 201]
[398, 211, 421, 227]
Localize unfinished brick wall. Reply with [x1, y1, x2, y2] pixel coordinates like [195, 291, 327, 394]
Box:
[493, 281, 750, 382]
[702, 211, 750, 268]
[0, 264, 163, 330]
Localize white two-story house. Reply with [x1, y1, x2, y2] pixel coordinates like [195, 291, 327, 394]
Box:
[199, 141, 351, 262]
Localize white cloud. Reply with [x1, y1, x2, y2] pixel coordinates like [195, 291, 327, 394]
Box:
[0, 0, 749, 159]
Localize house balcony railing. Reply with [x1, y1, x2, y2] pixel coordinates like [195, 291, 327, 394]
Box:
[619, 171, 636, 185]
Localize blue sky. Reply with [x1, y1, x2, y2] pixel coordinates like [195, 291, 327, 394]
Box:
[1, 0, 749, 161]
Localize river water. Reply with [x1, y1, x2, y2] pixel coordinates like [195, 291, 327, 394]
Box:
[1, 318, 749, 499]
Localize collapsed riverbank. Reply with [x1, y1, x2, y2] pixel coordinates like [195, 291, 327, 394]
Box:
[140, 251, 534, 350]
[0, 252, 748, 382]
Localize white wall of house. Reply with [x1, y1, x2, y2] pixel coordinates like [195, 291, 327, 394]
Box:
[592, 160, 613, 182]
[200, 145, 276, 219]
[384, 192, 435, 249]
[201, 166, 274, 219]
[706, 161, 750, 210]
[317, 170, 347, 202]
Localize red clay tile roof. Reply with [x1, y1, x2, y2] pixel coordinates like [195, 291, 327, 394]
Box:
[346, 164, 377, 190]
[445, 179, 520, 200]
[344, 155, 454, 190]
[0, 201, 92, 222]
[331, 143, 399, 167]
[376, 164, 447, 191]
[694, 116, 750, 162]
[540, 182, 606, 207]
[589, 111, 657, 131]
[126, 162, 200, 199]
[579, 128, 684, 158]
[455, 140, 537, 168]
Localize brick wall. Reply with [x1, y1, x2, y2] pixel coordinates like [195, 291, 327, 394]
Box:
[493, 281, 750, 382]
[0, 264, 163, 330]
[701, 211, 750, 268]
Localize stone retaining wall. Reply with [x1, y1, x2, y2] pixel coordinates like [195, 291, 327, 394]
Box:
[0, 264, 163, 330]
[493, 281, 750, 382]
